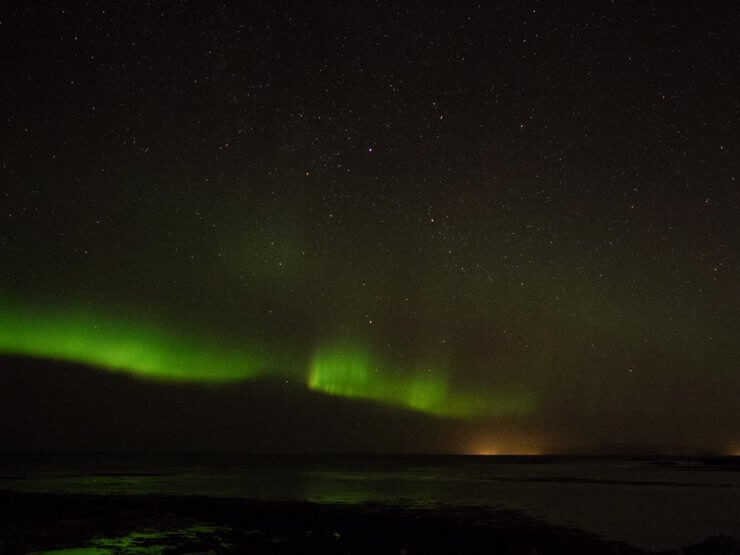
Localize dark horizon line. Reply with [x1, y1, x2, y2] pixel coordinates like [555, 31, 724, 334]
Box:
[2, 450, 737, 458]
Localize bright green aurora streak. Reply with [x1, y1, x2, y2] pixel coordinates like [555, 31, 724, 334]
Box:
[308, 344, 535, 419]
[0, 302, 271, 383]
[0, 301, 535, 419]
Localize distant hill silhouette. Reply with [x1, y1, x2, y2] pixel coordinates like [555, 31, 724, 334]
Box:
[0, 355, 465, 453]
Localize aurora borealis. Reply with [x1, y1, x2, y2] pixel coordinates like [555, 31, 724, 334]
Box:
[308, 343, 535, 418]
[0, 299, 533, 419]
[0, 299, 272, 383]
[0, 1, 737, 454]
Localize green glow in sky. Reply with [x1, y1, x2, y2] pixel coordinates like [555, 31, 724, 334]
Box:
[0, 302, 271, 383]
[0, 300, 534, 420]
[308, 344, 536, 419]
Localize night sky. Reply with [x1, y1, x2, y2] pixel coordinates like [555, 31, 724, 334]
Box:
[1, 1, 737, 454]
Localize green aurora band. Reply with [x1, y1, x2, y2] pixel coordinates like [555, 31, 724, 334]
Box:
[308, 344, 536, 419]
[0, 302, 273, 383]
[0, 301, 536, 419]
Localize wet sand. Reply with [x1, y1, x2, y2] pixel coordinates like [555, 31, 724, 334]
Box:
[2, 491, 738, 554]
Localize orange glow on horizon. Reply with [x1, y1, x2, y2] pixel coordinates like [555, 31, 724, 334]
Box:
[468, 436, 544, 456]
[472, 448, 543, 456]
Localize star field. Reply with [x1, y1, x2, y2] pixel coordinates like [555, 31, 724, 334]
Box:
[0, 1, 737, 453]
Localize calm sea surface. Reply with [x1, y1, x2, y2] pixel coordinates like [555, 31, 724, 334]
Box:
[1, 454, 739, 551]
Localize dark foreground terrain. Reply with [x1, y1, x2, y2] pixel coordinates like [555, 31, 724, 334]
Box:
[1, 491, 738, 554]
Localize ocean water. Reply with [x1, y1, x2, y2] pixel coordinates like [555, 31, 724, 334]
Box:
[1, 454, 739, 551]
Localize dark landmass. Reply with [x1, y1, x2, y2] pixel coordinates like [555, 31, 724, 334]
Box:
[2, 355, 733, 457]
[0, 355, 469, 454]
[1, 491, 739, 554]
